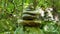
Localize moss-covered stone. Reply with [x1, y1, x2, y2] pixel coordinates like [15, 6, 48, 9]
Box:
[14, 26, 44, 34]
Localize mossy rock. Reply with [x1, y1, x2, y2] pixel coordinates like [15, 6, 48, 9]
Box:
[14, 26, 44, 34]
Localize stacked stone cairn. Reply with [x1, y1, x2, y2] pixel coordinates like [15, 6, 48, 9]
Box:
[20, 8, 41, 27]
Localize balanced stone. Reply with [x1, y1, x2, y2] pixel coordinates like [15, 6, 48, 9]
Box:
[23, 12, 37, 16]
[20, 20, 41, 26]
[23, 10, 40, 15]
[22, 14, 37, 20]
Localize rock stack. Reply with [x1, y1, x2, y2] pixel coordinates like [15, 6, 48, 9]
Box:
[20, 8, 41, 27]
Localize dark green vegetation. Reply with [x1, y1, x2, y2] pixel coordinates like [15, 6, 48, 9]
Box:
[0, 0, 60, 34]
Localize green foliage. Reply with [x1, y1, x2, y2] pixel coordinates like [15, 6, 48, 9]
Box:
[0, 0, 22, 33]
